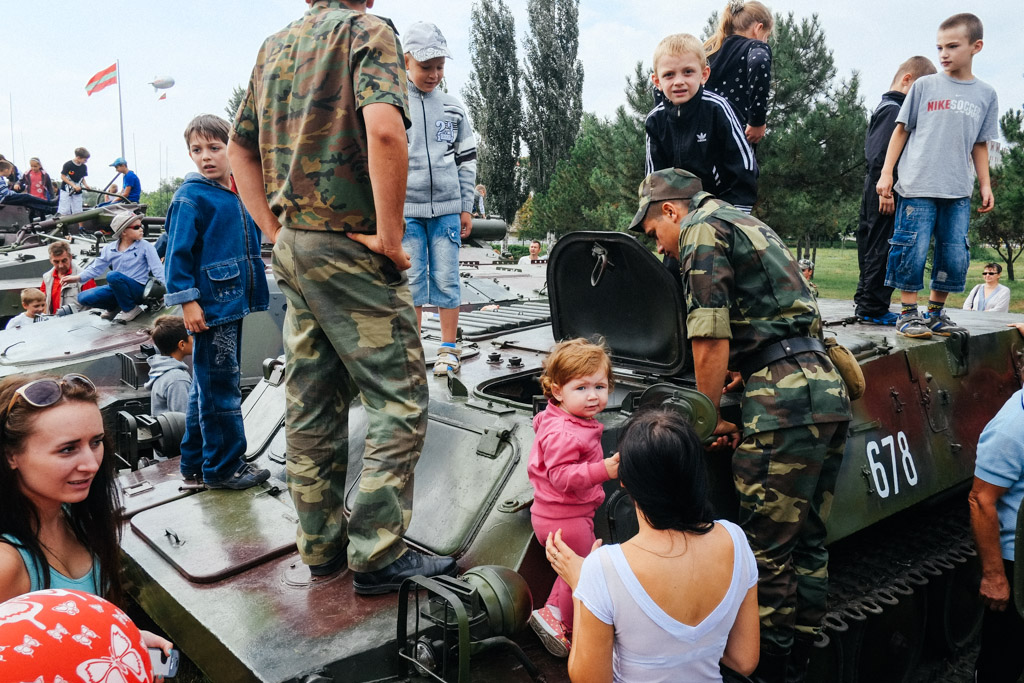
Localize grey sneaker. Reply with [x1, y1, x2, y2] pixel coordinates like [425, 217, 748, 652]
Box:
[114, 305, 144, 322]
[896, 312, 933, 339]
[205, 462, 271, 490]
[927, 310, 968, 337]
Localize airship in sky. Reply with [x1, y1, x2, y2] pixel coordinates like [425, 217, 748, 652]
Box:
[148, 77, 175, 92]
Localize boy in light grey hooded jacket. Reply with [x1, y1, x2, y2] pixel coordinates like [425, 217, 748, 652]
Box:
[145, 315, 192, 416]
[402, 21, 477, 376]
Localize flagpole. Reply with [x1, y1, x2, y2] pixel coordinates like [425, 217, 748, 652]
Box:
[116, 59, 125, 159]
[8, 94, 15, 165]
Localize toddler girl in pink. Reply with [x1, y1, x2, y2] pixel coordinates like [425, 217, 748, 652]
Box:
[528, 338, 619, 657]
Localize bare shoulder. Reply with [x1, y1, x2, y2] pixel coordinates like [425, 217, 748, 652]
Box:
[0, 541, 31, 601]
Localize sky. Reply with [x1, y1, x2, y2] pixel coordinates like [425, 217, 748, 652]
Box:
[4, 1, 1022, 193]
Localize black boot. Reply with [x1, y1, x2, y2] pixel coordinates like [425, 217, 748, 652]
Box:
[785, 634, 815, 683]
[750, 650, 790, 683]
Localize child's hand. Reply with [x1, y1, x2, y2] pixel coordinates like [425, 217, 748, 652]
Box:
[875, 172, 894, 216]
[460, 211, 473, 239]
[978, 186, 995, 214]
[182, 301, 209, 333]
[604, 452, 620, 479]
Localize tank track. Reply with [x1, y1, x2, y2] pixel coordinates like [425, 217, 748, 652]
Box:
[819, 498, 982, 683]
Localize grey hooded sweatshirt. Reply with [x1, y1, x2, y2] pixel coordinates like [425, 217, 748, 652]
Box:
[404, 81, 478, 218]
[145, 354, 191, 416]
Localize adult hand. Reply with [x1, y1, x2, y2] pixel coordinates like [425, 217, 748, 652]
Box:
[723, 371, 743, 394]
[346, 232, 412, 271]
[140, 629, 173, 656]
[979, 571, 1010, 611]
[546, 529, 592, 591]
[745, 124, 766, 144]
[182, 301, 209, 333]
[460, 211, 473, 239]
[706, 418, 740, 452]
[978, 186, 995, 214]
[878, 194, 895, 216]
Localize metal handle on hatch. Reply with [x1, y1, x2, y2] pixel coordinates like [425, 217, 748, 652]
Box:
[590, 244, 614, 287]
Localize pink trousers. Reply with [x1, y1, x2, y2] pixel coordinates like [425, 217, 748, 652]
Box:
[531, 512, 596, 633]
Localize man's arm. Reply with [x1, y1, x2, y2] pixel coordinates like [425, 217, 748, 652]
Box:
[691, 337, 740, 448]
[346, 102, 411, 270]
[968, 476, 1011, 610]
[228, 140, 281, 244]
[972, 142, 994, 213]
[875, 124, 909, 208]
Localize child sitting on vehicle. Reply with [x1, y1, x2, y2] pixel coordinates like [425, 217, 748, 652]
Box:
[528, 338, 620, 657]
[5, 288, 46, 330]
[145, 315, 193, 416]
[65, 212, 164, 322]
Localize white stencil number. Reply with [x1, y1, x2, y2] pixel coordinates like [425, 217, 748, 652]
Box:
[866, 431, 918, 498]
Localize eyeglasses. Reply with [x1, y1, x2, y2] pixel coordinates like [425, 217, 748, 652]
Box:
[5, 374, 96, 418]
[983, 272, 999, 276]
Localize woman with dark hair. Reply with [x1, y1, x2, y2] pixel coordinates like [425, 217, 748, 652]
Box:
[963, 262, 1010, 312]
[546, 409, 759, 681]
[0, 373, 171, 653]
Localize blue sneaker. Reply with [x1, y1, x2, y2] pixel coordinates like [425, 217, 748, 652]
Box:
[860, 311, 899, 326]
[927, 310, 968, 337]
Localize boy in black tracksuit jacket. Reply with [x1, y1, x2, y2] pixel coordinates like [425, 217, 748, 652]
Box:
[645, 34, 758, 213]
[854, 57, 936, 323]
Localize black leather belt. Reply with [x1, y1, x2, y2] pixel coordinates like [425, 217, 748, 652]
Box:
[737, 337, 826, 383]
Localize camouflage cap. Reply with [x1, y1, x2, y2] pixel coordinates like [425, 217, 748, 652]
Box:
[627, 168, 704, 232]
[403, 22, 452, 62]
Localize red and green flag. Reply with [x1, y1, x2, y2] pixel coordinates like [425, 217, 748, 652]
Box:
[85, 63, 118, 96]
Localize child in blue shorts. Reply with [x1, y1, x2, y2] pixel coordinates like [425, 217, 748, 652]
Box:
[877, 13, 998, 339]
[402, 21, 477, 375]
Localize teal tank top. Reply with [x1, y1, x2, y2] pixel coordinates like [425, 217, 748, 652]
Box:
[0, 533, 101, 594]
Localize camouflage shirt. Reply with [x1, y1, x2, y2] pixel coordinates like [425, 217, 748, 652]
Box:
[679, 192, 851, 433]
[231, 0, 411, 233]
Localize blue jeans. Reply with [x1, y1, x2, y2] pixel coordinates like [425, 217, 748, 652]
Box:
[1, 192, 57, 213]
[178, 320, 247, 482]
[884, 196, 971, 293]
[77, 271, 145, 312]
[402, 214, 461, 308]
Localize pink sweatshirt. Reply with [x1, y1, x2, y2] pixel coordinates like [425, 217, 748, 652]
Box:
[528, 400, 610, 519]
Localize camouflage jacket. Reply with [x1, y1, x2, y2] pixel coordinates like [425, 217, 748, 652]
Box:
[231, 0, 411, 233]
[678, 192, 851, 433]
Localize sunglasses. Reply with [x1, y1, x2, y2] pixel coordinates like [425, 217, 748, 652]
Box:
[983, 272, 999, 276]
[5, 374, 96, 417]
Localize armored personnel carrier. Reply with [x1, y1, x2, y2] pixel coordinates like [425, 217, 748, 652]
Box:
[114, 231, 1018, 682]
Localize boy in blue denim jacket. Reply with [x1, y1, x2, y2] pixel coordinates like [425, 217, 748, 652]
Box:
[164, 114, 271, 490]
[402, 22, 477, 375]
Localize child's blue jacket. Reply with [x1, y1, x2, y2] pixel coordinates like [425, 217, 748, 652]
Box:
[164, 173, 269, 326]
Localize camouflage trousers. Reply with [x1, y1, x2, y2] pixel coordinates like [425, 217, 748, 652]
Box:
[272, 228, 428, 573]
[733, 420, 848, 655]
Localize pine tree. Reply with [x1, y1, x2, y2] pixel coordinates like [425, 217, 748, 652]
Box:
[522, 0, 584, 194]
[973, 108, 1024, 280]
[225, 85, 246, 121]
[463, 0, 527, 224]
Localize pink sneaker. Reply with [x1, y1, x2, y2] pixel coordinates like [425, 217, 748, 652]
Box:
[529, 606, 571, 657]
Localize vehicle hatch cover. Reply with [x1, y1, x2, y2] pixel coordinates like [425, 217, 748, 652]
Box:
[130, 488, 297, 583]
[547, 231, 687, 375]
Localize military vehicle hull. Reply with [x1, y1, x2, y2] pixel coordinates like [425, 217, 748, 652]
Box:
[116, 232, 1017, 682]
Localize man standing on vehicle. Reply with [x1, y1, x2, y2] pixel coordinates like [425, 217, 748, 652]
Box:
[228, 0, 456, 593]
[631, 168, 852, 683]
[968, 387, 1024, 682]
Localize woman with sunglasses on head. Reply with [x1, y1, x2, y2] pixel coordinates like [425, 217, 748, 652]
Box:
[0, 373, 172, 654]
[963, 262, 1010, 313]
[545, 409, 759, 682]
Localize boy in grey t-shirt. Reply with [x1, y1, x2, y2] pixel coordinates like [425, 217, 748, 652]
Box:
[876, 12, 998, 340]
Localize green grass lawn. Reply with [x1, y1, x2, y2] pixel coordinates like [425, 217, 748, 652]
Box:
[808, 246, 1024, 314]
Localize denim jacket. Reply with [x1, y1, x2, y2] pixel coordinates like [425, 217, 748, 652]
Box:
[164, 173, 269, 326]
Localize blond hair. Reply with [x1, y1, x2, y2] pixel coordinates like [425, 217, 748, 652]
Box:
[539, 338, 613, 402]
[891, 56, 936, 87]
[20, 288, 45, 305]
[704, 1, 774, 58]
[654, 33, 708, 72]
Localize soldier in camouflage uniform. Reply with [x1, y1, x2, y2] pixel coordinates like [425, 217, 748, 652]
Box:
[630, 168, 852, 683]
[227, 0, 456, 594]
